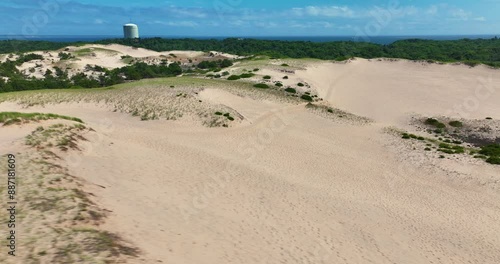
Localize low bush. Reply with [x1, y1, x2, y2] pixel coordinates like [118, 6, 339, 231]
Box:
[449, 120, 463, 128]
[479, 144, 500, 157]
[301, 94, 313, 101]
[425, 118, 446, 128]
[263, 75, 271, 80]
[253, 83, 269, 89]
[284, 88, 296, 93]
[240, 73, 255, 78]
[486, 156, 500, 164]
[227, 75, 241, 80]
[297, 83, 305, 87]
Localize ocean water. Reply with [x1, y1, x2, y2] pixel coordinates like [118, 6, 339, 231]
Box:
[0, 35, 498, 45]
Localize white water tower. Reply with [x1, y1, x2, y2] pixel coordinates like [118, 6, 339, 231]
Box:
[123, 23, 139, 39]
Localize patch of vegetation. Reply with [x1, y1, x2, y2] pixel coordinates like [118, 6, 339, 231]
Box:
[58, 52, 74, 60]
[283, 76, 289, 79]
[263, 75, 271, 80]
[17, 53, 44, 63]
[425, 118, 446, 129]
[253, 83, 269, 89]
[281, 63, 289, 67]
[284, 88, 296, 93]
[227, 75, 241, 80]
[449, 120, 463, 128]
[275, 82, 283, 87]
[300, 94, 313, 101]
[0, 112, 83, 125]
[438, 143, 465, 154]
[240, 73, 255, 78]
[297, 82, 305, 87]
[197, 59, 233, 70]
[479, 144, 500, 164]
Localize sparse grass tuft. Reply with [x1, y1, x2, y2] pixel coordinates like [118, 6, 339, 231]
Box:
[0, 112, 83, 125]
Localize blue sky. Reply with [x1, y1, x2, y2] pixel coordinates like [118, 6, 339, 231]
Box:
[1, 0, 498, 36]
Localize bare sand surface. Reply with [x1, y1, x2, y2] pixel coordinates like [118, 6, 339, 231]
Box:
[1, 59, 500, 263]
[297, 59, 500, 125]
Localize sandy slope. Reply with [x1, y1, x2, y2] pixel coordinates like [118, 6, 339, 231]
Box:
[1, 59, 500, 263]
[297, 59, 500, 125]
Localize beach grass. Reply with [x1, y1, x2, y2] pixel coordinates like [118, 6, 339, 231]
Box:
[0, 112, 83, 125]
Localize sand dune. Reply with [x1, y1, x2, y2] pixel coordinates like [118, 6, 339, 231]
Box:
[1, 58, 500, 263]
[298, 59, 500, 125]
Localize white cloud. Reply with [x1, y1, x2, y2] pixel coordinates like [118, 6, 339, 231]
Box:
[450, 9, 470, 21]
[474, 16, 486, 21]
[94, 19, 104, 24]
[153, 20, 198, 27]
[292, 6, 354, 18]
[167, 5, 207, 18]
[291, 21, 335, 29]
[426, 5, 438, 15]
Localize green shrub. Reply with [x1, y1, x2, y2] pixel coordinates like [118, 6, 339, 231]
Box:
[253, 83, 269, 89]
[439, 143, 452, 149]
[486, 117, 493, 120]
[284, 88, 296, 93]
[327, 109, 334, 113]
[464, 60, 481, 67]
[301, 94, 313, 101]
[215, 112, 223, 116]
[424, 148, 432, 151]
[263, 75, 271, 80]
[486, 156, 500, 164]
[433, 129, 442, 134]
[253, 68, 259, 71]
[281, 63, 289, 67]
[240, 73, 255, 78]
[283, 76, 289, 79]
[222, 71, 230, 76]
[227, 75, 241, 80]
[297, 83, 305, 87]
[479, 144, 500, 157]
[425, 118, 446, 128]
[449, 121, 463, 128]
[275, 82, 283, 87]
